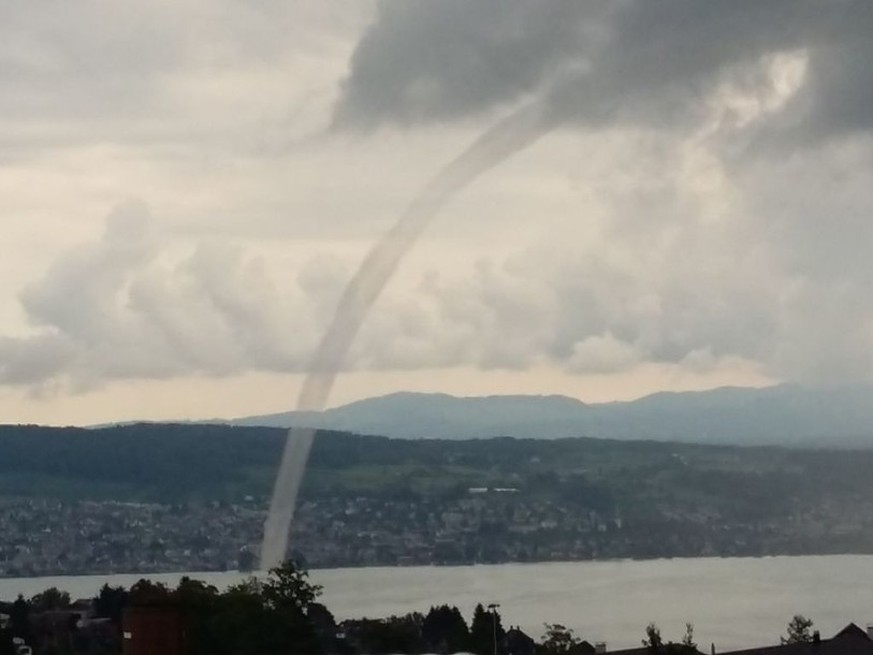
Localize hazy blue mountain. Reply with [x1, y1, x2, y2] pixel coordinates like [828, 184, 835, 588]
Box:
[232, 392, 588, 437]
[226, 384, 873, 447]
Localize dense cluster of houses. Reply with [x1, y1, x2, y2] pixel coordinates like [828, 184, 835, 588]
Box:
[0, 498, 262, 577]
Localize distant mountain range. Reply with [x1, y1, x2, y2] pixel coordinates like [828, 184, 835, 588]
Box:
[223, 384, 873, 447]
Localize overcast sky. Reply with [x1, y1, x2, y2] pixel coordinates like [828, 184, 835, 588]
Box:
[2, 1, 873, 425]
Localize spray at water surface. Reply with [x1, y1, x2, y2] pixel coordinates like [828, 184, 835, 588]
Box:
[260, 102, 559, 569]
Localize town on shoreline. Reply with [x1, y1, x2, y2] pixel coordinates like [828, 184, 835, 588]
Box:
[5, 425, 873, 579]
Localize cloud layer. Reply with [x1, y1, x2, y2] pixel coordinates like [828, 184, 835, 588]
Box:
[1, 202, 344, 391]
[334, 0, 873, 144]
[2, 1, 873, 413]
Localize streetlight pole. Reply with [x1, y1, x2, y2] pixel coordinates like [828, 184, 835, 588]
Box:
[487, 603, 500, 655]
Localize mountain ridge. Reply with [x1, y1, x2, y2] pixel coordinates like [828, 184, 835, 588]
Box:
[219, 383, 873, 447]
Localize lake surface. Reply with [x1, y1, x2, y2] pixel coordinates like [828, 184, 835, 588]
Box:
[2, 556, 872, 651]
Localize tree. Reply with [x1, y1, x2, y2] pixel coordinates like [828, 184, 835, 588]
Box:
[94, 584, 129, 624]
[224, 576, 262, 599]
[173, 577, 221, 655]
[307, 602, 343, 654]
[10, 594, 31, 644]
[204, 579, 274, 655]
[540, 623, 581, 654]
[202, 569, 323, 655]
[259, 562, 324, 655]
[128, 579, 172, 606]
[783, 615, 814, 644]
[423, 605, 469, 653]
[350, 614, 424, 654]
[681, 623, 696, 649]
[29, 587, 70, 612]
[262, 560, 322, 612]
[643, 623, 663, 651]
[470, 604, 505, 655]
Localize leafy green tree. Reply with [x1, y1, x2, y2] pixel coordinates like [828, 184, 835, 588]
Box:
[540, 623, 581, 654]
[783, 615, 814, 644]
[262, 560, 322, 611]
[188, 568, 323, 655]
[260, 562, 324, 655]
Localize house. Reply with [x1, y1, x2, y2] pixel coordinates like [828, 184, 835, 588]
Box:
[505, 626, 537, 655]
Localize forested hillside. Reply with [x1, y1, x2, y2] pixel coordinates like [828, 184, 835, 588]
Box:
[2, 422, 873, 515]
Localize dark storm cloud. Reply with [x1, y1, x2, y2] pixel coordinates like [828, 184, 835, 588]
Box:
[334, 0, 873, 142]
[778, 30, 873, 142]
[322, 0, 873, 389]
[331, 0, 598, 127]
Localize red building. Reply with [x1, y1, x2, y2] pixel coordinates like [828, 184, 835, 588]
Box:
[121, 607, 185, 655]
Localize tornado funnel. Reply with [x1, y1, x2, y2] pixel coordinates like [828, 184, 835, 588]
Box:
[260, 102, 556, 570]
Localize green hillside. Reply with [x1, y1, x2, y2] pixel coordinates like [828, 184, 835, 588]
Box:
[1, 422, 872, 521]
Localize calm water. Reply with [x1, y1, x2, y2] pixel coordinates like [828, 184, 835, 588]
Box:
[2, 556, 872, 651]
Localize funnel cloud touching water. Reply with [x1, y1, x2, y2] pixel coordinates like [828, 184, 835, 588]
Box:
[260, 103, 558, 569]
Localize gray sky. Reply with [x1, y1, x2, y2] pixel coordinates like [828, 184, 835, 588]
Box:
[2, 1, 872, 425]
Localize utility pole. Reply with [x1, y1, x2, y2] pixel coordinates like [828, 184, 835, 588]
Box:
[487, 603, 500, 655]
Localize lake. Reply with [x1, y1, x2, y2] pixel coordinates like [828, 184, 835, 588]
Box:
[2, 555, 871, 651]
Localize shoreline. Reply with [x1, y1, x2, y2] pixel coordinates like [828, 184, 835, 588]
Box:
[3, 555, 873, 650]
[5, 549, 873, 583]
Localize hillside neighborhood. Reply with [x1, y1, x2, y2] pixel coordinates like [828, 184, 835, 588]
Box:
[3, 477, 873, 578]
[4, 422, 873, 578]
